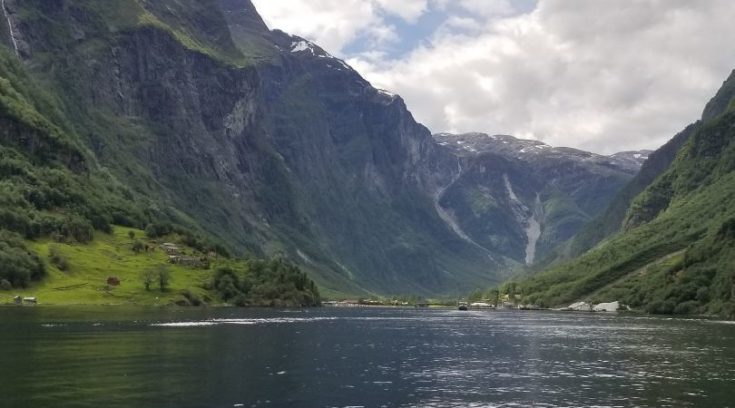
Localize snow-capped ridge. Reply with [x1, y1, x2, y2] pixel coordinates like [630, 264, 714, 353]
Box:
[433, 132, 650, 174]
[377, 89, 397, 99]
[290, 40, 311, 53]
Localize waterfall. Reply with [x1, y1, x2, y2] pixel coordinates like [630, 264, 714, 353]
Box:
[524, 195, 543, 265]
[503, 174, 542, 265]
[1, 0, 19, 57]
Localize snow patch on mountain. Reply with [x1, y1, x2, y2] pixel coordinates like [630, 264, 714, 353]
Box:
[434, 132, 650, 175]
[291, 40, 311, 53]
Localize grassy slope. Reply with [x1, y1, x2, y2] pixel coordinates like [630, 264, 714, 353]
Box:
[535, 71, 735, 271]
[3, 226, 214, 305]
[36, 0, 266, 67]
[517, 112, 735, 316]
[1, 1, 335, 303]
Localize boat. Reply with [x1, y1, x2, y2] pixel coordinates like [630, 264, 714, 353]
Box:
[458, 302, 468, 311]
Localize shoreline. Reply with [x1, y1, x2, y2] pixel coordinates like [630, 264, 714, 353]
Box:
[0, 301, 726, 321]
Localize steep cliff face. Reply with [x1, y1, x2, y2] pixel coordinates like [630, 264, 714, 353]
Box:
[0, 0, 505, 295]
[0, 0, 653, 296]
[544, 124, 697, 265]
[433, 133, 646, 265]
[254, 32, 492, 294]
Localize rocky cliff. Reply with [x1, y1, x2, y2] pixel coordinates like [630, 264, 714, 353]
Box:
[0, 0, 645, 295]
[433, 133, 647, 265]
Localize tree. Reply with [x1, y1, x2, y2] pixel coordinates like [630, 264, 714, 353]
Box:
[486, 288, 500, 307]
[132, 240, 145, 254]
[0, 279, 11, 290]
[140, 268, 155, 291]
[128, 231, 135, 240]
[157, 266, 171, 292]
[213, 267, 242, 301]
[507, 282, 517, 303]
[468, 289, 483, 303]
[48, 246, 69, 271]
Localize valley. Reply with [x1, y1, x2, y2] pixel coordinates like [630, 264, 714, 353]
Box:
[0, 0, 733, 319]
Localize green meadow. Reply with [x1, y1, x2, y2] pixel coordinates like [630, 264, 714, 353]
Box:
[3, 226, 214, 306]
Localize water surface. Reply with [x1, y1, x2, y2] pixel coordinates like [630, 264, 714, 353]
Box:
[1, 307, 734, 407]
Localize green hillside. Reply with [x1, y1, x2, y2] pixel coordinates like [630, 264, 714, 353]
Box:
[0, 0, 325, 301]
[517, 110, 735, 317]
[0, 45, 319, 305]
[0, 0, 516, 296]
[540, 70, 735, 269]
[2, 226, 320, 306]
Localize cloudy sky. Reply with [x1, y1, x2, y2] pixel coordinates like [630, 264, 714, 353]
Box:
[251, 0, 735, 154]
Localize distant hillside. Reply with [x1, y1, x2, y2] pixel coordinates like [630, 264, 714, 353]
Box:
[517, 70, 735, 317]
[540, 69, 735, 268]
[433, 133, 646, 265]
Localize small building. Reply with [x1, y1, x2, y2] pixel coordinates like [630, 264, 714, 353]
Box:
[160, 243, 181, 255]
[168, 255, 208, 268]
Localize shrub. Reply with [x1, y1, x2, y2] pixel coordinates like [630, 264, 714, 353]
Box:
[646, 299, 676, 315]
[674, 300, 700, 315]
[696, 286, 710, 302]
[211, 260, 320, 307]
[56, 216, 94, 243]
[157, 266, 171, 292]
[145, 223, 173, 239]
[0, 279, 11, 290]
[213, 267, 241, 301]
[48, 246, 69, 271]
[0, 231, 45, 286]
[718, 218, 735, 240]
[132, 240, 145, 254]
[177, 289, 204, 307]
[140, 268, 155, 291]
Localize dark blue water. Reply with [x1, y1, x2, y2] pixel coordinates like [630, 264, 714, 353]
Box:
[1, 307, 734, 407]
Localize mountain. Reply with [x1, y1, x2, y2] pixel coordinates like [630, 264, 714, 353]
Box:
[433, 133, 647, 266]
[539, 70, 735, 267]
[518, 70, 735, 317]
[542, 126, 696, 265]
[0, 0, 646, 297]
[0, 0, 495, 296]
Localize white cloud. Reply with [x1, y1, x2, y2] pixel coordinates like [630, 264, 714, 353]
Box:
[252, 0, 735, 154]
[251, 0, 429, 53]
[251, 0, 378, 52]
[374, 0, 429, 23]
[457, 0, 514, 18]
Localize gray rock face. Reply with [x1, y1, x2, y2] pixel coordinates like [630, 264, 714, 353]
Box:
[11, 0, 504, 295]
[433, 133, 647, 264]
[6, 0, 646, 295]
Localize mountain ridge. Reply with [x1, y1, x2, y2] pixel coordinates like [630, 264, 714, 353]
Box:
[433, 132, 647, 265]
[515, 70, 735, 317]
[0, 0, 647, 297]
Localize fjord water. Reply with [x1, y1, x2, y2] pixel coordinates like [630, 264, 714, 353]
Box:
[1, 308, 734, 408]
